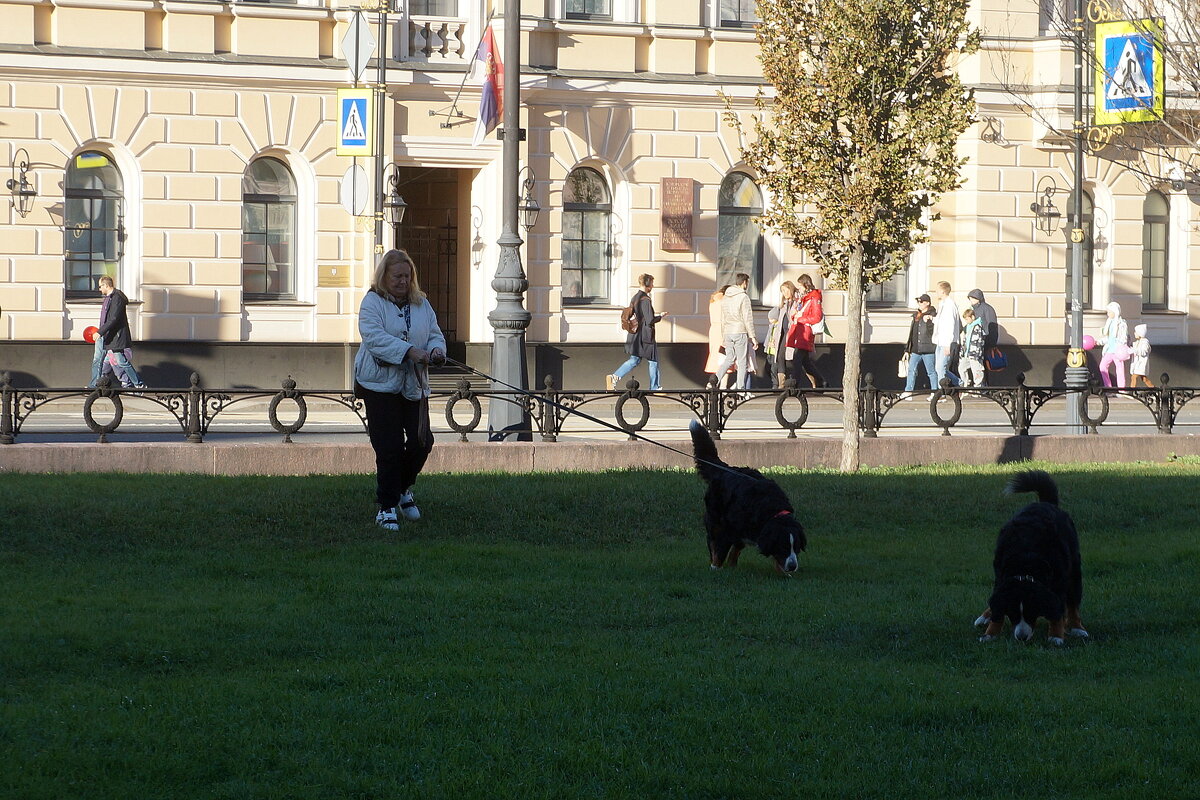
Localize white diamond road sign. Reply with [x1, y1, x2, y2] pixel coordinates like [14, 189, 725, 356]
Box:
[340, 12, 376, 83]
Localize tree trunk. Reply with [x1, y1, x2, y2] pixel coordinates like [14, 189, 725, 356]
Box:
[839, 243, 864, 473]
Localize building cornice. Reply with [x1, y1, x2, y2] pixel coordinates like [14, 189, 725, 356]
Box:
[51, 0, 156, 9]
[229, 1, 330, 20]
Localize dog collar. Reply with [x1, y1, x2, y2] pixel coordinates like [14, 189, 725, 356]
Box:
[773, 510, 792, 518]
[1012, 574, 1037, 583]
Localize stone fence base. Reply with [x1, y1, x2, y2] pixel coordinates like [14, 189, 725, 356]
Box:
[2, 435, 1197, 476]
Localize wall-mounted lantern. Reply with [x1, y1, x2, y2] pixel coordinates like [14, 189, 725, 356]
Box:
[6, 148, 36, 218]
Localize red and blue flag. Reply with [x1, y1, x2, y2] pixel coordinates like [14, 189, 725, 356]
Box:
[472, 26, 504, 146]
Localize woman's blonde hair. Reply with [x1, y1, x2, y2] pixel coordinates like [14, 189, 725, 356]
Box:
[370, 249, 426, 305]
[780, 280, 798, 299]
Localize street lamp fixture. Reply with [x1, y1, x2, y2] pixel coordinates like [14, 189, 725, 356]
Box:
[1030, 176, 1061, 235]
[382, 166, 407, 229]
[518, 169, 540, 233]
[7, 148, 36, 218]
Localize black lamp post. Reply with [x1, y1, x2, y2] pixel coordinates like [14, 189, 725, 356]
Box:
[6, 148, 36, 218]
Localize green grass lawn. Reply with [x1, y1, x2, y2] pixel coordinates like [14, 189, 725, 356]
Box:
[2, 462, 1199, 799]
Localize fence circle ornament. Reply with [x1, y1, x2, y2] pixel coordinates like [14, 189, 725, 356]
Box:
[929, 383, 963, 432]
[614, 385, 650, 433]
[268, 391, 308, 439]
[83, 390, 123, 438]
[445, 391, 482, 439]
[774, 389, 810, 436]
[1077, 387, 1110, 428]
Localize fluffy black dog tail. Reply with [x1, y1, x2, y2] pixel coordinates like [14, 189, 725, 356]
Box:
[1006, 469, 1059, 506]
[689, 419, 725, 483]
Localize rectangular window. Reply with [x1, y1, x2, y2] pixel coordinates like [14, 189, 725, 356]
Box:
[64, 196, 122, 298]
[565, 0, 612, 20]
[561, 209, 611, 304]
[410, 0, 457, 14]
[242, 198, 296, 301]
[720, 0, 759, 27]
[1143, 222, 1168, 309]
[717, 215, 763, 301]
[866, 267, 908, 308]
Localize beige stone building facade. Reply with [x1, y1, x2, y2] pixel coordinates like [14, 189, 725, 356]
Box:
[1, 0, 1197, 385]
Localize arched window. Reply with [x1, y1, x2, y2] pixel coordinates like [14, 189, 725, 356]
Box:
[242, 158, 296, 301]
[718, 172, 764, 300]
[1066, 190, 1094, 309]
[1142, 190, 1169, 310]
[64, 151, 123, 299]
[562, 167, 611, 305]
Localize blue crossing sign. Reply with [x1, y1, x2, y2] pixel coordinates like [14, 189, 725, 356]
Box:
[336, 88, 374, 157]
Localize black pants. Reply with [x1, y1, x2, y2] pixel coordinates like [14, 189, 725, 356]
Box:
[359, 385, 433, 509]
[791, 349, 826, 388]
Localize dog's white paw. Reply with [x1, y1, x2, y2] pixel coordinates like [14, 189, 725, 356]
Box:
[1048, 636, 1065, 647]
[1068, 628, 1089, 638]
[973, 614, 990, 628]
[978, 634, 998, 643]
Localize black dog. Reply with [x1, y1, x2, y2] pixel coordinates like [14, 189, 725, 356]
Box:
[690, 420, 806, 574]
[975, 470, 1088, 645]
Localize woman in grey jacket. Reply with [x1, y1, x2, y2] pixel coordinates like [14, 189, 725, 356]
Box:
[354, 249, 447, 529]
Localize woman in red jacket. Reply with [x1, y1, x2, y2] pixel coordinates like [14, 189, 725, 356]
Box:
[787, 274, 828, 388]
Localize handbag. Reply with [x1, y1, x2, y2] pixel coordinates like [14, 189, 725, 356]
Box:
[984, 347, 1007, 372]
[1115, 342, 1133, 361]
[898, 352, 910, 378]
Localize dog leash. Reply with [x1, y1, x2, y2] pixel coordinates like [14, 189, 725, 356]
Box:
[443, 356, 750, 480]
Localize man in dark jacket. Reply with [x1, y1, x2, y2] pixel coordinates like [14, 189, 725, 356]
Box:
[903, 293, 937, 393]
[966, 289, 998, 348]
[967, 288, 999, 385]
[96, 275, 147, 389]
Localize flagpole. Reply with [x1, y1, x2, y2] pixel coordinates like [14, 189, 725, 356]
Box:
[486, 0, 532, 440]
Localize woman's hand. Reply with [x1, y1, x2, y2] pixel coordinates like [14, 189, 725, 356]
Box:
[429, 348, 446, 366]
[407, 347, 430, 365]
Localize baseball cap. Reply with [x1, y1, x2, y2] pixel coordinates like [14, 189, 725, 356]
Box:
[915, 293, 931, 303]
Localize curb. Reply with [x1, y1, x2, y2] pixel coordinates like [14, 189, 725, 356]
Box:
[2, 434, 1197, 475]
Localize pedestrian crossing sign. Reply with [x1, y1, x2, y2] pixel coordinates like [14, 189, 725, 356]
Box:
[336, 88, 374, 156]
[1094, 18, 1164, 126]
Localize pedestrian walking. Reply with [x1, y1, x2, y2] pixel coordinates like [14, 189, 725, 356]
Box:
[608, 273, 668, 391]
[354, 249, 447, 530]
[94, 275, 147, 389]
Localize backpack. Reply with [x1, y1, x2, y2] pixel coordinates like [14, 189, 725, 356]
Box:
[620, 296, 640, 335]
[984, 347, 1007, 372]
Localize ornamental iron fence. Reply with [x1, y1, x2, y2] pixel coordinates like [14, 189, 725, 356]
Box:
[2, 370, 1197, 445]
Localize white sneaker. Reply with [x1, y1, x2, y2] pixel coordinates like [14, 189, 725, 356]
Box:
[375, 507, 399, 531]
[398, 490, 421, 521]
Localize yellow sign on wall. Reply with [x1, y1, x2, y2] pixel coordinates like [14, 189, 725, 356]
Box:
[336, 88, 374, 156]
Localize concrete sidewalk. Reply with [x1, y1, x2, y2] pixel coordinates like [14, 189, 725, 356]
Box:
[3, 433, 1197, 475]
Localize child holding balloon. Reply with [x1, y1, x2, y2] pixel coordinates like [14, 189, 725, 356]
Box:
[1096, 301, 1130, 388]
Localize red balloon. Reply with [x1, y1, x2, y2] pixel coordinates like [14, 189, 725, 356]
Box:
[1082, 334, 1096, 351]
[83, 326, 99, 344]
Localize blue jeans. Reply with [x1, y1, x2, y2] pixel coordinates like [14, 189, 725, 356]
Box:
[88, 338, 104, 388]
[904, 352, 936, 391]
[107, 349, 143, 387]
[935, 348, 961, 388]
[613, 356, 660, 390]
